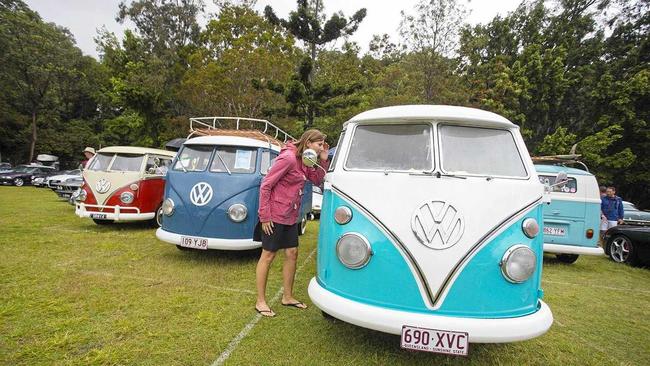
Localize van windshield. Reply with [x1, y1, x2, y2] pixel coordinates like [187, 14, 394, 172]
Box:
[111, 154, 144, 172]
[87, 153, 113, 171]
[173, 145, 213, 172]
[439, 125, 527, 178]
[345, 124, 433, 171]
[210, 147, 258, 174]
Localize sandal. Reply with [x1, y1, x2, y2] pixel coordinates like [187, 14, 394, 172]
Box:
[255, 307, 276, 317]
[281, 301, 308, 309]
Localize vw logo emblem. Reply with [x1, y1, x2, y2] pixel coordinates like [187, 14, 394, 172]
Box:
[96, 178, 111, 194]
[190, 182, 213, 206]
[411, 200, 464, 250]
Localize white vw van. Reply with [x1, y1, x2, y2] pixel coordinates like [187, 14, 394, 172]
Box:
[308, 105, 552, 352]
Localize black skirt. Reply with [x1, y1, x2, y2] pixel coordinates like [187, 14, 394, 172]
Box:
[254, 221, 299, 252]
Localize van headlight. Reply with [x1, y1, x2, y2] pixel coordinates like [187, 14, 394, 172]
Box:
[336, 233, 372, 269]
[120, 192, 134, 204]
[79, 189, 87, 202]
[500, 245, 536, 283]
[228, 203, 247, 222]
[162, 198, 175, 216]
[522, 218, 539, 238]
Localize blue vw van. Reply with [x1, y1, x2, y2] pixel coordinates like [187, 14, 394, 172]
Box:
[156, 117, 312, 251]
[535, 163, 603, 263]
[308, 105, 553, 351]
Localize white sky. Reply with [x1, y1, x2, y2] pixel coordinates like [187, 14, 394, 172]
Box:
[24, 0, 523, 59]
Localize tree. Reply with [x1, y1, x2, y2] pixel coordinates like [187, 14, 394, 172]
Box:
[263, 0, 367, 127]
[0, 0, 82, 161]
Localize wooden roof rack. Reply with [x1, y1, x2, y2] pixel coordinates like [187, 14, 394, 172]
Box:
[188, 117, 294, 147]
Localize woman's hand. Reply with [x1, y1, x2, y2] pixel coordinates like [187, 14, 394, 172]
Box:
[319, 142, 329, 161]
[262, 221, 274, 235]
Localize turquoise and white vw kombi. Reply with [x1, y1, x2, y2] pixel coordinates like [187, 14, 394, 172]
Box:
[535, 162, 602, 263]
[156, 117, 312, 251]
[308, 105, 553, 350]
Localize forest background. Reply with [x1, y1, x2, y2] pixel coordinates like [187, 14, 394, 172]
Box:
[0, 0, 647, 207]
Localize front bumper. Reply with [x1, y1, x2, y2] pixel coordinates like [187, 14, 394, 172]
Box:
[543, 243, 604, 256]
[76, 203, 154, 221]
[308, 278, 553, 343]
[156, 228, 262, 250]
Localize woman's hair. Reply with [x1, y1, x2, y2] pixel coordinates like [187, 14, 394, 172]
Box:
[294, 129, 326, 156]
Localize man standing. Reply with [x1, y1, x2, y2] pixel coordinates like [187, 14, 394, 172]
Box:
[601, 186, 624, 233]
[81, 147, 95, 168]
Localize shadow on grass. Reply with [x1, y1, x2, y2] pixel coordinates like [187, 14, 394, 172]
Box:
[160, 246, 262, 265]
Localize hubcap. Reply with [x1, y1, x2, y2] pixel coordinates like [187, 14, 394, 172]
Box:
[610, 237, 630, 263]
[14, 178, 23, 186]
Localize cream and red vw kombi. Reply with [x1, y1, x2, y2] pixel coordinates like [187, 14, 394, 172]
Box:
[76, 146, 175, 225]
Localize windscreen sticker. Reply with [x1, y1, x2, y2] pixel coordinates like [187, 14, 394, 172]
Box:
[234, 150, 252, 169]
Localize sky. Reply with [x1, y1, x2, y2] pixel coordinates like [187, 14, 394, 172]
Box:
[23, 0, 524, 59]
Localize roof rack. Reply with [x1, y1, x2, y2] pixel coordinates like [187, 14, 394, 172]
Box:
[188, 117, 295, 147]
[532, 154, 589, 172]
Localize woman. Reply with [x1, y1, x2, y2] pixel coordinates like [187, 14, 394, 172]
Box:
[255, 129, 329, 317]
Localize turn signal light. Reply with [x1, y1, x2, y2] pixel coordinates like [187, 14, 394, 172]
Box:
[586, 229, 594, 239]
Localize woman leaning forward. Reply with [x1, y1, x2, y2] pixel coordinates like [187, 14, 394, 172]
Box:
[255, 129, 329, 317]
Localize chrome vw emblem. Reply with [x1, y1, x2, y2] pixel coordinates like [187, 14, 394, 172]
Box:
[95, 178, 111, 194]
[190, 182, 213, 206]
[411, 200, 464, 250]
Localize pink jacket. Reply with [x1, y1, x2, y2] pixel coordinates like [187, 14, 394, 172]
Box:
[258, 142, 328, 225]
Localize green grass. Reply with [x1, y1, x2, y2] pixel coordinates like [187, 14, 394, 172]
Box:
[1, 186, 649, 365]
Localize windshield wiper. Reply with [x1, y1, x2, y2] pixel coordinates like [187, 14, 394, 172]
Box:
[435, 171, 467, 179]
[215, 152, 231, 175]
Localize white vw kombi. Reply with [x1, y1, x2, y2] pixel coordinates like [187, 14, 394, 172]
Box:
[308, 105, 553, 352]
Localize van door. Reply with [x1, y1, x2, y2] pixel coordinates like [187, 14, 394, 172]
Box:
[539, 174, 586, 246]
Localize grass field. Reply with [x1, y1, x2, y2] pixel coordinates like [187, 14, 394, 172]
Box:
[1, 186, 649, 365]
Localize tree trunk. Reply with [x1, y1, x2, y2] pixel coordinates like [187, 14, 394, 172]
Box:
[29, 110, 37, 162]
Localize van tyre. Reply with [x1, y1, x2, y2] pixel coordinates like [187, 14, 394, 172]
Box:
[151, 206, 163, 227]
[299, 215, 307, 236]
[93, 219, 114, 225]
[13, 178, 24, 186]
[556, 254, 579, 264]
[607, 234, 638, 266]
[176, 245, 192, 251]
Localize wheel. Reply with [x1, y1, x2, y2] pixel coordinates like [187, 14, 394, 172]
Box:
[13, 178, 24, 186]
[556, 254, 579, 264]
[607, 234, 638, 265]
[176, 245, 192, 251]
[155, 206, 163, 227]
[299, 215, 307, 236]
[93, 219, 114, 225]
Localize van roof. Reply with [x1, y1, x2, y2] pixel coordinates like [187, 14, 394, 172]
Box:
[346, 105, 515, 128]
[97, 146, 176, 157]
[534, 164, 594, 176]
[184, 135, 281, 151]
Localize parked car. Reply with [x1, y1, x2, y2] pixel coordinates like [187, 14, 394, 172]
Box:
[0, 162, 12, 172]
[45, 169, 81, 189]
[534, 164, 602, 264]
[0, 164, 56, 186]
[54, 176, 84, 202]
[75, 146, 175, 225]
[309, 105, 552, 350]
[623, 201, 650, 225]
[604, 224, 650, 266]
[156, 117, 312, 251]
[311, 185, 323, 218]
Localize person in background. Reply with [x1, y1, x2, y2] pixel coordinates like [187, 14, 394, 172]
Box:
[81, 147, 96, 169]
[601, 186, 624, 236]
[599, 185, 608, 239]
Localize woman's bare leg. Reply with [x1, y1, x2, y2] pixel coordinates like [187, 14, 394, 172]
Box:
[281, 247, 306, 308]
[256, 249, 276, 314]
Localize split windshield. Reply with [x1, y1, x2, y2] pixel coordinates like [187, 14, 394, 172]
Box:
[174, 145, 258, 174]
[87, 153, 144, 172]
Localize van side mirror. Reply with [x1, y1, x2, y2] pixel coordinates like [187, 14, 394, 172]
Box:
[555, 171, 568, 185]
[302, 149, 318, 167]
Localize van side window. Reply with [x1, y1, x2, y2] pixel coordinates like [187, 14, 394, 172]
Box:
[328, 130, 345, 172]
[439, 125, 527, 178]
[261, 151, 278, 175]
[538, 175, 578, 193]
[345, 124, 433, 172]
[146, 156, 172, 175]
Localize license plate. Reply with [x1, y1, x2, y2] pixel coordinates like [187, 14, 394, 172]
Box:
[544, 226, 566, 236]
[400, 325, 469, 356]
[90, 213, 107, 219]
[180, 236, 208, 250]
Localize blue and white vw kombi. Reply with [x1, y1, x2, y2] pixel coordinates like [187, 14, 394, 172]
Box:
[535, 162, 603, 263]
[156, 117, 312, 251]
[308, 105, 553, 350]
